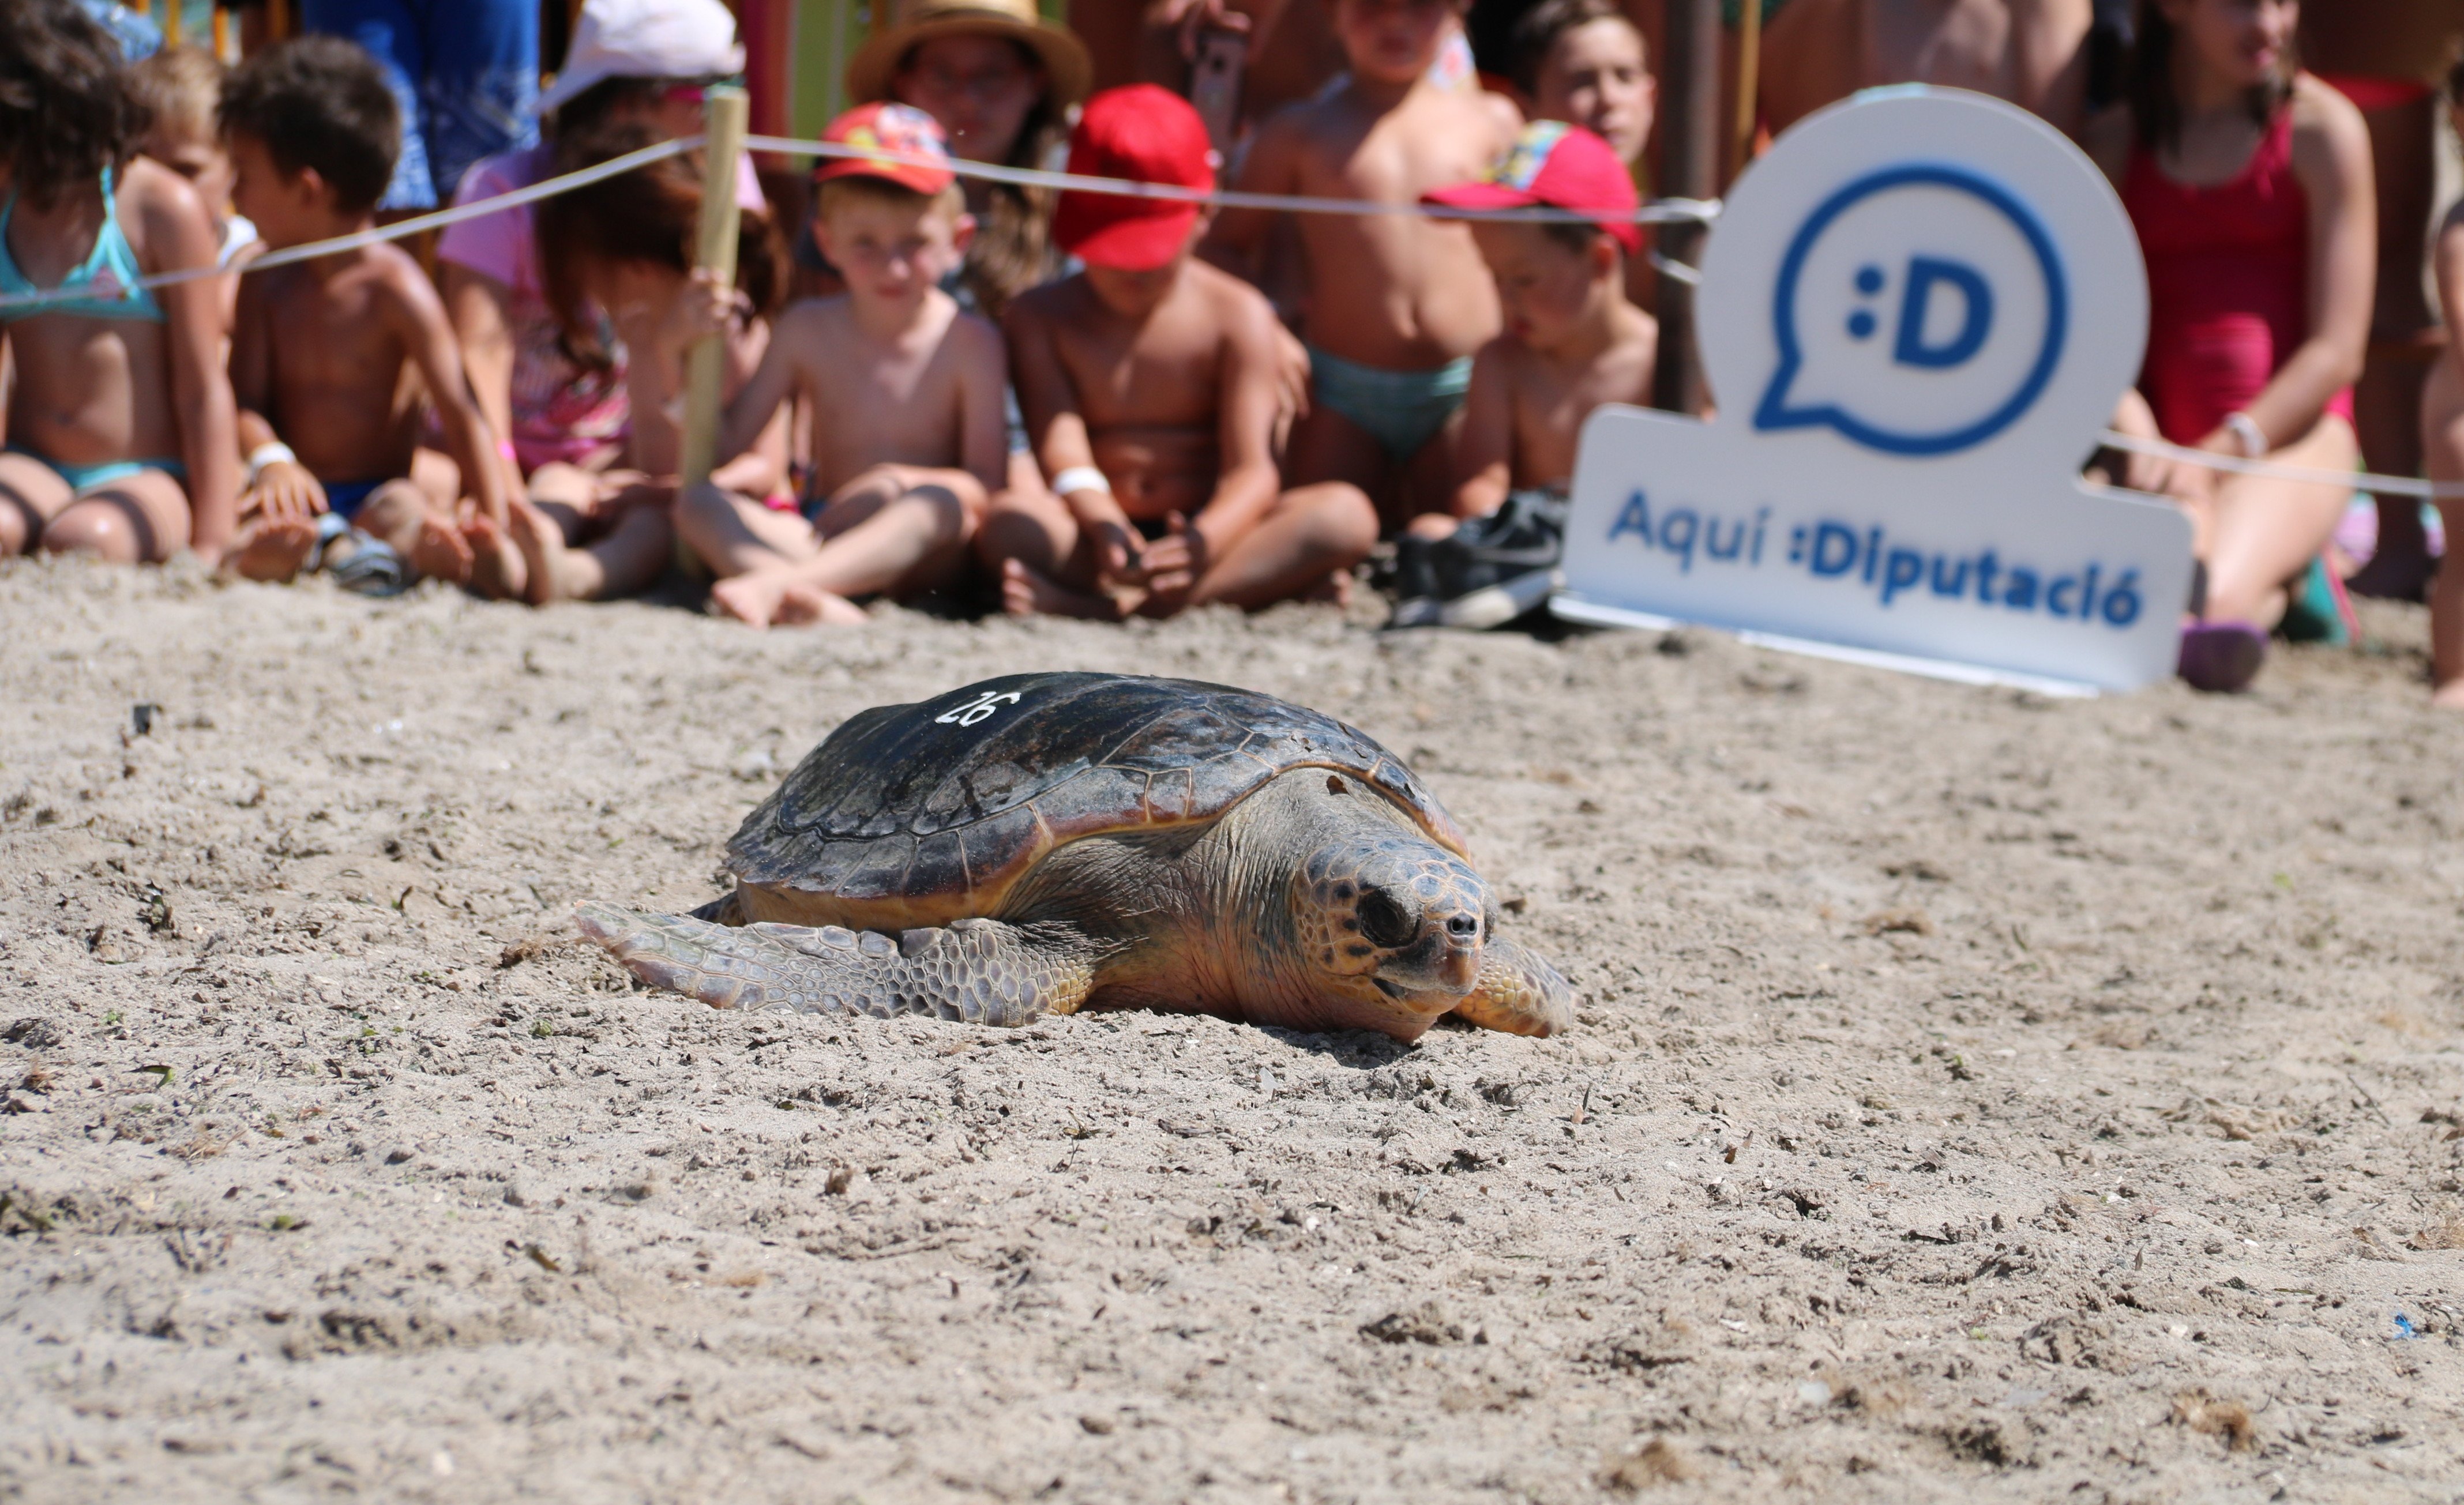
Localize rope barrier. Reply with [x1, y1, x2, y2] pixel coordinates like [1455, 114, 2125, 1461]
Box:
[745, 133, 1725, 228]
[2097, 429, 2464, 501]
[1649, 254, 1703, 286]
[0, 135, 698, 314]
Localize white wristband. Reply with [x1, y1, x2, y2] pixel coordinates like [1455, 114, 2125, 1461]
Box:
[1051, 465, 1111, 498]
[2222, 412, 2266, 460]
[244, 441, 297, 487]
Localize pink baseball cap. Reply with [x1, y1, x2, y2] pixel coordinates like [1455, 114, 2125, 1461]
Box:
[1423, 121, 1642, 255]
[1051, 85, 1217, 271]
[813, 102, 956, 195]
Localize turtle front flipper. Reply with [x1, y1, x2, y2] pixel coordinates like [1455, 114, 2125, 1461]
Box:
[575, 904, 1102, 1027]
[1448, 939, 1574, 1037]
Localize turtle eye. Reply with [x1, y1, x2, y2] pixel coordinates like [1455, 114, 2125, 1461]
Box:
[1355, 886, 1416, 949]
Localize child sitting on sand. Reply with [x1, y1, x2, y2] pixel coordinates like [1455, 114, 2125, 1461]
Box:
[1394, 121, 1655, 629]
[0, 0, 239, 566]
[1204, 0, 1518, 526]
[217, 37, 508, 590]
[130, 47, 259, 328]
[513, 118, 789, 605]
[986, 86, 1379, 619]
[651, 104, 1001, 628]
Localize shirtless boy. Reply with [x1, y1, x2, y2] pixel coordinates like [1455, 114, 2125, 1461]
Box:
[656, 104, 1004, 629]
[985, 86, 1378, 618]
[1205, 0, 1518, 524]
[1400, 122, 1655, 627]
[219, 37, 506, 588]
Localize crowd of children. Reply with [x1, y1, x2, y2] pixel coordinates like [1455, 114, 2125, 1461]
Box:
[0, 0, 2455, 703]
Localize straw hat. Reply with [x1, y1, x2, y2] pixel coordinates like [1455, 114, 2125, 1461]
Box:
[845, 0, 1094, 111]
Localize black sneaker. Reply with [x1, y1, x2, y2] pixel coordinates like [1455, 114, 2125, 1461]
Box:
[1430, 489, 1567, 629]
[1387, 534, 1446, 627]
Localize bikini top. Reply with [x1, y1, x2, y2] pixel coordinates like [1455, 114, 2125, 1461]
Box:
[0, 166, 166, 324]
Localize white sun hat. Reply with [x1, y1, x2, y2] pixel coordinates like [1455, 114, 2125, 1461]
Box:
[539, 0, 748, 116]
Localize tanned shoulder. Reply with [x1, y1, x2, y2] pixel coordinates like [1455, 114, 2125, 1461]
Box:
[946, 304, 1005, 363]
[123, 155, 215, 269]
[2289, 72, 2369, 155]
[366, 240, 443, 306]
[772, 296, 842, 368]
[1192, 257, 1274, 329]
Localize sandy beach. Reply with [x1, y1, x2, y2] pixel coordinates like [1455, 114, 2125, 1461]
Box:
[3, 553, 2461, 1502]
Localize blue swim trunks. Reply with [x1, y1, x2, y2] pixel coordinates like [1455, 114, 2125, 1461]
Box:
[323, 479, 385, 521]
[6, 445, 183, 494]
[1305, 345, 1473, 461]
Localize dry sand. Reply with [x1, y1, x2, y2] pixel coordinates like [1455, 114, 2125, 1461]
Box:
[3, 555, 2462, 1503]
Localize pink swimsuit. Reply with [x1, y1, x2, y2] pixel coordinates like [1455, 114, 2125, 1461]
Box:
[2122, 104, 2353, 446]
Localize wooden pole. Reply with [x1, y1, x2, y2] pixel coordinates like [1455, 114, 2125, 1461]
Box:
[679, 86, 751, 489]
[163, 0, 183, 46]
[1731, 0, 1760, 186]
[213, 3, 230, 61]
[1652, 0, 1720, 415]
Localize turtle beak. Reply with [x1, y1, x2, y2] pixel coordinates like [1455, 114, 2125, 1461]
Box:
[1374, 909, 1482, 1000]
[1437, 910, 1482, 991]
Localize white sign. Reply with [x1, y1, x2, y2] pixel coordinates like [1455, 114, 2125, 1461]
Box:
[1553, 86, 2194, 695]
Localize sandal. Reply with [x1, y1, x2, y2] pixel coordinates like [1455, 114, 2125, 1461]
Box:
[2177, 621, 2267, 693]
[317, 516, 408, 598]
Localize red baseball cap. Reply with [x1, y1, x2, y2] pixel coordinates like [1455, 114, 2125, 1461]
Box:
[1051, 85, 1218, 271]
[1423, 122, 1642, 255]
[812, 102, 956, 196]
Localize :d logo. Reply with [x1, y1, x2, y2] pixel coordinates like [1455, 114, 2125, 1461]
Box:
[1751, 164, 2067, 458]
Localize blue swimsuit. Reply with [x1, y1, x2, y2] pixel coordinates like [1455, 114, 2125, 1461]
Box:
[0, 166, 185, 492]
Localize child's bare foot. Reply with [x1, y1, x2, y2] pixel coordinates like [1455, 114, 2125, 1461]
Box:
[504, 496, 577, 606]
[411, 514, 477, 587]
[1304, 568, 1354, 607]
[228, 517, 322, 582]
[1000, 558, 1125, 620]
[460, 514, 524, 599]
[2433, 679, 2464, 710]
[771, 581, 869, 627]
[709, 569, 866, 628]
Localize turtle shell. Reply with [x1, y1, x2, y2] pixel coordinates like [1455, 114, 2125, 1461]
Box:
[724, 672, 1466, 929]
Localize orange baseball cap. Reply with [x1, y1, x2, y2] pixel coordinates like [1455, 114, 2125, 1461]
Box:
[812, 102, 957, 196]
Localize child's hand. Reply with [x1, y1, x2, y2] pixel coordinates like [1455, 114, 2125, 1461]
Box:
[1088, 519, 1147, 592]
[656, 269, 748, 355]
[1272, 325, 1312, 426]
[1136, 512, 1210, 597]
[1158, 0, 1250, 58]
[247, 461, 328, 521]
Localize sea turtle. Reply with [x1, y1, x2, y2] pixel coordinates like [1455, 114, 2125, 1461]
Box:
[576, 672, 1572, 1041]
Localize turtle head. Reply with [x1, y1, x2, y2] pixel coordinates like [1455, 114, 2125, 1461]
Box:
[1293, 829, 1490, 1006]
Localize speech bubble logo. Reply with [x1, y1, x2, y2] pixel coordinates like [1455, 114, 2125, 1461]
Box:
[1752, 164, 2067, 457]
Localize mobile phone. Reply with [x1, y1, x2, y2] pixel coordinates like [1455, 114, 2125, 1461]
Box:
[1189, 26, 1247, 154]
